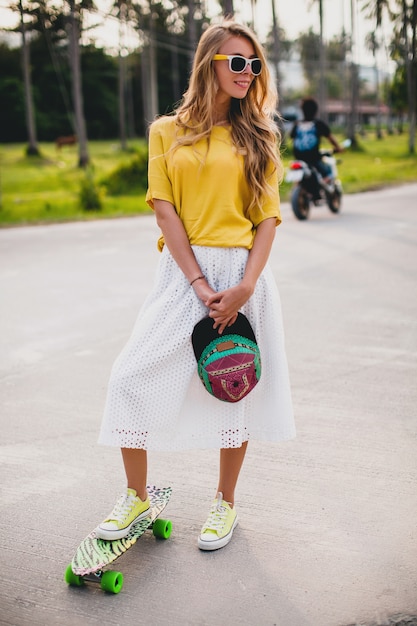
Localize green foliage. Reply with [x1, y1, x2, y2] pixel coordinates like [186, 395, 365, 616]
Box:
[297, 28, 321, 84]
[79, 167, 103, 210]
[390, 65, 408, 113]
[327, 33, 350, 62]
[81, 46, 119, 139]
[296, 29, 348, 100]
[0, 73, 26, 142]
[101, 146, 149, 195]
[0, 0, 207, 144]
[0, 37, 120, 142]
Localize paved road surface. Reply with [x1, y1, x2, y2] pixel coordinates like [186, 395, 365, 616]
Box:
[1, 185, 416, 626]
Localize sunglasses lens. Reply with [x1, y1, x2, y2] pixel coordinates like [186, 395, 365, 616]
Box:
[251, 59, 262, 75]
[229, 56, 262, 75]
[230, 57, 247, 72]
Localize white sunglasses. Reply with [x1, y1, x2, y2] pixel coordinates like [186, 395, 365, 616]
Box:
[213, 54, 262, 76]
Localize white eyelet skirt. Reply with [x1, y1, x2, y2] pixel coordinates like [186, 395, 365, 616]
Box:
[98, 246, 295, 451]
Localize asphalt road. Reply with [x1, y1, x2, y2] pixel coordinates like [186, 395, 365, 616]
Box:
[1, 185, 416, 626]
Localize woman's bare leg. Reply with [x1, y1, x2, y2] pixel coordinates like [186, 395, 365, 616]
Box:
[121, 448, 148, 501]
[122, 443, 248, 506]
[217, 441, 248, 506]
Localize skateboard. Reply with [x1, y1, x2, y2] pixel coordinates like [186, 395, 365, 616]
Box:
[64, 485, 172, 594]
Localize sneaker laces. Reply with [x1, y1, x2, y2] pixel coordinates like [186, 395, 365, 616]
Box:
[106, 490, 138, 523]
[202, 493, 231, 534]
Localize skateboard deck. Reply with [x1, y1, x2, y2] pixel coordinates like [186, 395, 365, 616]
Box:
[65, 485, 172, 593]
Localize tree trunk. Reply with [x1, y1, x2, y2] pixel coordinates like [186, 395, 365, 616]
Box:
[406, 58, 416, 154]
[187, 0, 197, 67]
[271, 0, 280, 99]
[171, 33, 181, 104]
[118, 51, 127, 149]
[348, 63, 359, 146]
[223, 0, 234, 17]
[118, 2, 127, 150]
[399, 0, 416, 153]
[406, 0, 416, 154]
[141, 44, 151, 125]
[19, 0, 39, 156]
[374, 57, 383, 139]
[347, 0, 359, 147]
[126, 64, 135, 138]
[68, 0, 90, 167]
[147, 2, 159, 122]
[318, 0, 327, 122]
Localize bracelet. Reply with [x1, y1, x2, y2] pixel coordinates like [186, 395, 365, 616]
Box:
[190, 275, 205, 286]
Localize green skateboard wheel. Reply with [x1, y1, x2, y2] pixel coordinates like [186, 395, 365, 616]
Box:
[152, 518, 172, 539]
[100, 570, 124, 594]
[64, 564, 84, 587]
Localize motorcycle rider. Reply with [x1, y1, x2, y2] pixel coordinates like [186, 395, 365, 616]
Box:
[290, 97, 343, 200]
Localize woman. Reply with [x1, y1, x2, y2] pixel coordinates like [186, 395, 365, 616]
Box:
[97, 20, 295, 551]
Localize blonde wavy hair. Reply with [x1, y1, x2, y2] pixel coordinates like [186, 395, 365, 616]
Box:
[173, 21, 283, 213]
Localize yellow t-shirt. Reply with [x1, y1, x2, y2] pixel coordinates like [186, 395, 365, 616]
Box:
[145, 116, 281, 251]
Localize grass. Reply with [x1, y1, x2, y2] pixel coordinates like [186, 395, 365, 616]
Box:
[1, 131, 416, 227]
[0, 140, 150, 226]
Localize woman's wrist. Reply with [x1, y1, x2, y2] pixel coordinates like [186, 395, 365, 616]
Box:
[190, 275, 205, 287]
[239, 277, 256, 297]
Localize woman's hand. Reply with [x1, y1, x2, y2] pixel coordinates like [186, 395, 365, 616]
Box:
[205, 283, 253, 333]
[192, 278, 217, 305]
[205, 218, 277, 334]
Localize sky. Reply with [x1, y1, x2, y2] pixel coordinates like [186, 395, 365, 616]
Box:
[243, 0, 358, 40]
[0, 0, 386, 66]
[237, 0, 387, 66]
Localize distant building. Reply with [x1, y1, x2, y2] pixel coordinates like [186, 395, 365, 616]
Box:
[281, 99, 390, 132]
[325, 99, 390, 126]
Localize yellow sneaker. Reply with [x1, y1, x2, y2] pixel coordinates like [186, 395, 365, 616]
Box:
[96, 488, 150, 540]
[198, 492, 238, 551]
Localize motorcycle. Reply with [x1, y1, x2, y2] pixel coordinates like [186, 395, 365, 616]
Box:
[285, 139, 351, 220]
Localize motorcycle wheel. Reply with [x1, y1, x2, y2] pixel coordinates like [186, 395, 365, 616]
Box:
[291, 186, 310, 220]
[326, 185, 342, 213]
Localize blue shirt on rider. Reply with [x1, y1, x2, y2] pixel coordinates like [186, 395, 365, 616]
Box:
[290, 119, 331, 165]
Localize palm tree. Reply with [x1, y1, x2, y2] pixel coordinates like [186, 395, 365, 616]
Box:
[398, 0, 416, 154]
[116, 0, 128, 150]
[363, 0, 391, 139]
[363, 0, 416, 153]
[18, 0, 40, 156]
[187, 0, 197, 65]
[67, 0, 90, 167]
[347, 0, 359, 146]
[111, 0, 139, 148]
[365, 31, 383, 138]
[307, 0, 328, 120]
[362, 0, 391, 29]
[148, 0, 159, 122]
[317, 0, 327, 122]
[270, 0, 280, 97]
[222, 0, 234, 17]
